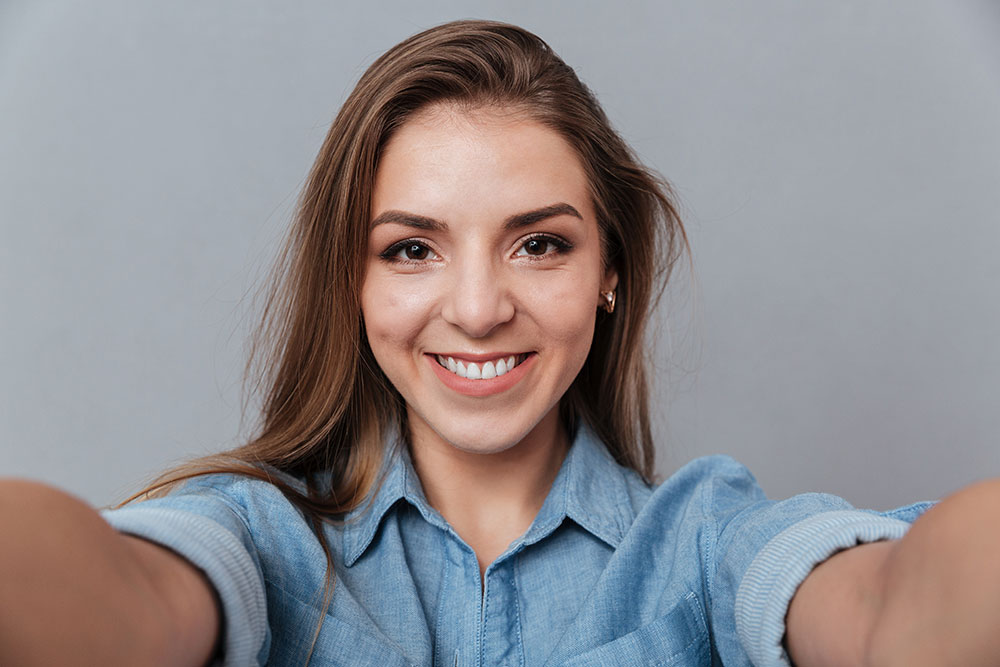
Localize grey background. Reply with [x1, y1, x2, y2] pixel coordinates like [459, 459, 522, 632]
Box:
[2, 1, 998, 509]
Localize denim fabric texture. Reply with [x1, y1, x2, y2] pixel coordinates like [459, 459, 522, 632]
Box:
[102, 426, 930, 666]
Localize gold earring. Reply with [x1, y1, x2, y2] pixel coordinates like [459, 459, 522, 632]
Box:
[600, 290, 616, 313]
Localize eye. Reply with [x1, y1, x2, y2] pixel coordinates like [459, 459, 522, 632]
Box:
[399, 243, 431, 261]
[380, 240, 438, 263]
[514, 234, 572, 258]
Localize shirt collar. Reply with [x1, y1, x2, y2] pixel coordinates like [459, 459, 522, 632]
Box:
[342, 423, 637, 567]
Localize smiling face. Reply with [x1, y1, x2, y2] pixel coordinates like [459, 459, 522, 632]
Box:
[361, 105, 616, 457]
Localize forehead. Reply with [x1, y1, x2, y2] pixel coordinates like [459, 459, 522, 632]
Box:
[372, 104, 594, 223]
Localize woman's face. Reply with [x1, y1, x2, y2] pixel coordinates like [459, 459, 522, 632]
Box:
[361, 105, 616, 455]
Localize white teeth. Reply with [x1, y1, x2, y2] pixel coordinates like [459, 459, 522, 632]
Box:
[438, 354, 524, 380]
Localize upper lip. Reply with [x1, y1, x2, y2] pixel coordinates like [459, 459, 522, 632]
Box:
[428, 351, 530, 362]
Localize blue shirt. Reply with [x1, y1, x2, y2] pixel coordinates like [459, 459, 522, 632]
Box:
[102, 426, 930, 666]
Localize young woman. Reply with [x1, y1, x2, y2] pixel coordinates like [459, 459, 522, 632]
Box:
[2, 19, 999, 667]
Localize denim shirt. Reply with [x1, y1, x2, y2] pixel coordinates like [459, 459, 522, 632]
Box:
[102, 427, 930, 666]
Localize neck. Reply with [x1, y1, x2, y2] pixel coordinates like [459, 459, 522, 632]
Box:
[407, 407, 569, 576]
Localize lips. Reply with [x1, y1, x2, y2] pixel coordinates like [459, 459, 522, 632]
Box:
[426, 352, 536, 397]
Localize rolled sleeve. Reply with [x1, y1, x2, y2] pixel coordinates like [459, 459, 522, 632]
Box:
[101, 480, 270, 666]
[701, 457, 933, 665]
[733, 510, 910, 667]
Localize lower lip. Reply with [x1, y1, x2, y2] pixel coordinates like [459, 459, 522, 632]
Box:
[427, 353, 536, 397]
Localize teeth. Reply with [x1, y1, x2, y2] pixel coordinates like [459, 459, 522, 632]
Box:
[437, 354, 524, 380]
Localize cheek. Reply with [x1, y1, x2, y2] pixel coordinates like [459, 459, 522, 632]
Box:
[523, 272, 599, 353]
[361, 274, 436, 358]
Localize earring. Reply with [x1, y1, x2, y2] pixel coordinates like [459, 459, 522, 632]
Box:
[600, 290, 616, 313]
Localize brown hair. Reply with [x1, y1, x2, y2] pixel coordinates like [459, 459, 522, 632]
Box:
[124, 18, 686, 662]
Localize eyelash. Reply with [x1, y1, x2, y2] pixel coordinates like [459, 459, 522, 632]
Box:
[378, 240, 438, 264]
[378, 234, 574, 264]
[515, 234, 574, 258]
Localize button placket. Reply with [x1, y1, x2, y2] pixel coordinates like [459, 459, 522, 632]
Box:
[479, 559, 525, 667]
[436, 533, 482, 667]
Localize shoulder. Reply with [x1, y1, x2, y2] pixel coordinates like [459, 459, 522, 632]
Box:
[112, 468, 305, 529]
[101, 465, 332, 576]
[638, 454, 767, 520]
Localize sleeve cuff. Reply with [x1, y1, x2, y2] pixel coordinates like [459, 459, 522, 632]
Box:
[734, 510, 909, 667]
[102, 507, 268, 666]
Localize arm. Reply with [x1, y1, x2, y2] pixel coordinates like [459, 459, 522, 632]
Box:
[0, 479, 220, 666]
[786, 479, 1000, 666]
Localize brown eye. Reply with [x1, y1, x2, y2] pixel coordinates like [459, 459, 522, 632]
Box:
[515, 235, 571, 258]
[380, 240, 438, 263]
[404, 243, 429, 260]
[523, 238, 548, 256]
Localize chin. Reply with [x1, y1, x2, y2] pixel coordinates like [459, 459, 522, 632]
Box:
[435, 421, 532, 455]
[409, 404, 554, 456]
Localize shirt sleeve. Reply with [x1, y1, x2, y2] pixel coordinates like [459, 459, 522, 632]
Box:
[702, 456, 934, 666]
[100, 475, 271, 666]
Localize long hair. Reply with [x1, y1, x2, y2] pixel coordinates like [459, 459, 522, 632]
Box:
[123, 19, 686, 662]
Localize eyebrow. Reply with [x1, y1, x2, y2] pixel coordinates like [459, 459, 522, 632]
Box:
[369, 203, 583, 231]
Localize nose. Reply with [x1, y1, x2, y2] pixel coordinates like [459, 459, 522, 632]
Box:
[439, 256, 515, 338]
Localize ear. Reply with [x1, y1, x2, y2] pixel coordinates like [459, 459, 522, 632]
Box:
[602, 266, 619, 294]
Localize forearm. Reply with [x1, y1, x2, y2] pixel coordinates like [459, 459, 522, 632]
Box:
[863, 479, 1000, 666]
[0, 479, 215, 666]
[786, 540, 893, 666]
[786, 479, 1000, 667]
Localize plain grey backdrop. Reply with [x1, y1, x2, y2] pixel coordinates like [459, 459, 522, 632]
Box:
[2, 1, 998, 509]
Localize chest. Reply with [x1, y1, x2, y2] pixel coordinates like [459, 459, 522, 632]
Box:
[262, 512, 712, 666]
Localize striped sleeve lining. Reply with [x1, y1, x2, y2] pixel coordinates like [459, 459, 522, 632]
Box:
[734, 510, 910, 667]
[101, 507, 268, 666]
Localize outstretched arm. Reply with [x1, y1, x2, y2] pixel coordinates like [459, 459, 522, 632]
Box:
[0, 479, 220, 666]
[786, 479, 1000, 666]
